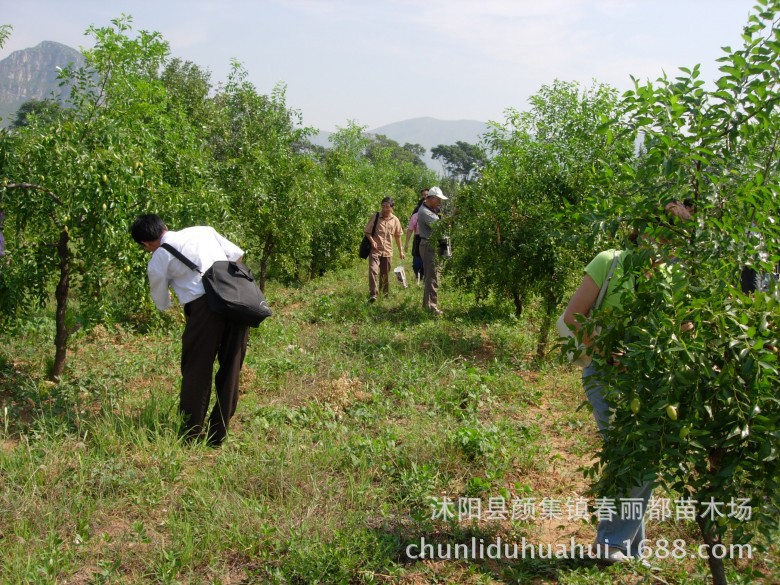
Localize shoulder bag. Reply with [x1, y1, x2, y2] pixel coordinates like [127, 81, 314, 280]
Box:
[359, 213, 380, 259]
[161, 243, 272, 328]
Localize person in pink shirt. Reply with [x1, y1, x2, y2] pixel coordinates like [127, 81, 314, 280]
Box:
[404, 188, 428, 282]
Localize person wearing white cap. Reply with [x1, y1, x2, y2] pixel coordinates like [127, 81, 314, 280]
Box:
[417, 186, 448, 315]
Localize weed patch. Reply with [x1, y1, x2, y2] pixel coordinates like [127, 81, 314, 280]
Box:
[0, 264, 776, 583]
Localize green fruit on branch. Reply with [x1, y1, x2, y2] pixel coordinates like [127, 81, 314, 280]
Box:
[630, 397, 641, 414]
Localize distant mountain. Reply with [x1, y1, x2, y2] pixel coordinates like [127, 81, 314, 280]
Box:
[308, 117, 489, 172]
[371, 117, 487, 150]
[373, 117, 489, 171]
[0, 42, 486, 173]
[0, 41, 84, 125]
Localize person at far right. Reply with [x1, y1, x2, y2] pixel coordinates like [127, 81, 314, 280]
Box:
[561, 201, 693, 565]
[417, 186, 447, 315]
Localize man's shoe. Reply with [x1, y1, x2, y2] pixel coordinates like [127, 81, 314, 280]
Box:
[429, 307, 443, 316]
[368, 296, 376, 303]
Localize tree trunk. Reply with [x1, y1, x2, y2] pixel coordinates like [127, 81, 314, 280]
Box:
[259, 256, 268, 291]
[696, 514, 728, 585]
[535, 293, 556, 360]
[51, 228, 70, 380]
[258, 233, 275, 290]
[511, 291, 523, 317]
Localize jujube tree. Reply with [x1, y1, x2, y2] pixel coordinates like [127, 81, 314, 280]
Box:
[450, 80, 634, 357]
[583, 3, 780, 583]
[1, 17, 220, 377]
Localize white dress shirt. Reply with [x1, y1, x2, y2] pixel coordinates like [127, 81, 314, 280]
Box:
[147, 226, 244, 311]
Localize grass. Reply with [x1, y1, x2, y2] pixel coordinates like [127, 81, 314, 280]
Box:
[0, 262, 777, 584]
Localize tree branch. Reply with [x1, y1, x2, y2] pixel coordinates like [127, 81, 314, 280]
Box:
[4, 182, 64, 206]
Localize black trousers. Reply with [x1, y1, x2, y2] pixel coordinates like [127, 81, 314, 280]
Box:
[180, 296, 249, 445]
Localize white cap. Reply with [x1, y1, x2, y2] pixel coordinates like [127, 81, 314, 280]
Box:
[427, 186, 448, 200]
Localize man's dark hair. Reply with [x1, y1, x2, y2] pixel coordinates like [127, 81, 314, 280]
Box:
[131, 214, 166, 244]
[381, 196, 395, 207]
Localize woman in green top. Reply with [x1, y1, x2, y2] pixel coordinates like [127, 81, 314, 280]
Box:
[562, 202, 692, 564]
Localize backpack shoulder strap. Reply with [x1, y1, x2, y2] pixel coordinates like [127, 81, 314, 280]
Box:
[370, 212, 380, 235]
[161, 243, 202, 274]
[592, 252, 620, 312]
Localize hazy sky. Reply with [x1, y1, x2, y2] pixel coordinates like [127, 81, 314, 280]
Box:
[2, 0, 758, 132]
